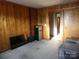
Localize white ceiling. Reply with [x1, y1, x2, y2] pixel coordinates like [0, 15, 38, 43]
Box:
[6, 0, 78, 8]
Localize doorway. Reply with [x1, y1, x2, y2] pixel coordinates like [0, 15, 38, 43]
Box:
[49, 12, 61, 39]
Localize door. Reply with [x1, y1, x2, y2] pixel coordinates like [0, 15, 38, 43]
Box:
[49, 13, 54, 38]
[49, 12, 61, 38]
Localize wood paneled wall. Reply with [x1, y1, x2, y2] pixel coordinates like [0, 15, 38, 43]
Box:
[0, 1, 79, 52]
[30, 8, 38, 36]
[38, 8, 64, 40]
[38, 8, 50, 39]
[38, 2, 79, 41]
[63, 8, 79, 40]
[0, 1, 38, 52]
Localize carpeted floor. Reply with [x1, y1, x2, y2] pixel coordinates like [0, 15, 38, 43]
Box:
[0, 39, 61, 59]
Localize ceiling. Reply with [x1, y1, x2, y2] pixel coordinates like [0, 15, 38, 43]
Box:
[6, 0, 78, 8]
